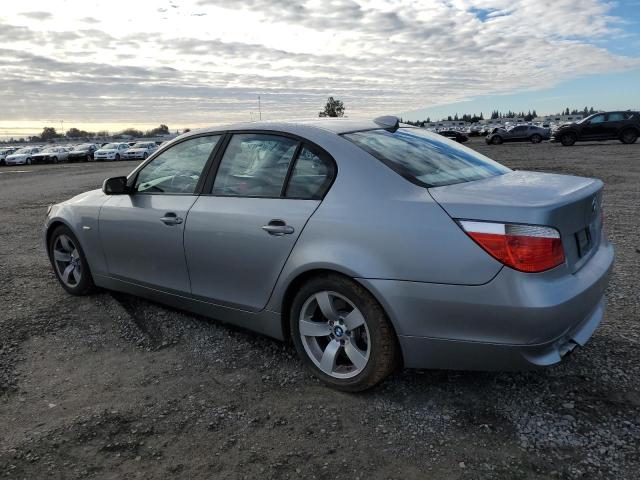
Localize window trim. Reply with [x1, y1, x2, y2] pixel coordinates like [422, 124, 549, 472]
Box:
[126, 132, 225, 196]
[200, 129, 338, 201]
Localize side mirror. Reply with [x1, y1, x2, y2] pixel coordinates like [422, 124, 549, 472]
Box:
[102, 176, 130, 195]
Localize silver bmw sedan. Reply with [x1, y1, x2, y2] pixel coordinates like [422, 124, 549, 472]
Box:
[44, 116, 614, 391]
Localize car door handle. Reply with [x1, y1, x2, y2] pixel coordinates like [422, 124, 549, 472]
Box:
[262, 220, 294, 236]
[160, 213, 183, 226]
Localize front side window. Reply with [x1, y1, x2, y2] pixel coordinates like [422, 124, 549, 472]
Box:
[212, 134, 298, 197]
[285, 145, 335, 199]
[589, 114, 605, 124]
[343, 128, 509, 188]
[135, 135, 220, 194]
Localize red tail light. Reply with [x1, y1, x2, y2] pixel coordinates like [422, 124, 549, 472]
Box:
[459, 221, 565, 273]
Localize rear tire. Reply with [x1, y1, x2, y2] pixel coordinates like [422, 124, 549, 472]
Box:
[492, 136, 503, 145]
[530, 134, 542, 144]
[48, 225, 94, 296]
[26, 158, 32, 165]
[620, 129, 638, 144]
[290, 274, 399, 392]
[115, 154, 120, 161]
[51, 157, 58, 164]
[560, 133, 576, 146]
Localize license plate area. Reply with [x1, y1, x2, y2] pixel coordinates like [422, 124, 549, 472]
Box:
[575, 228, 592, 257]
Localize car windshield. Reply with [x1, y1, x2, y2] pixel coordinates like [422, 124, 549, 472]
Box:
[40, 147, 56, 153]
[102, 143, 118, 149]
[15, 148, 32, 154]
[132, 143, 151, 148]
[73, 144, 92, 150]
[342, 128, 510, 188]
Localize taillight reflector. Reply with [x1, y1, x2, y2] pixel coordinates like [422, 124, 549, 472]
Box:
[459, 221, 565, 273]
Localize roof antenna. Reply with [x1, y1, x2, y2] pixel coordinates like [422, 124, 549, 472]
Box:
[373, 115, 399, 132]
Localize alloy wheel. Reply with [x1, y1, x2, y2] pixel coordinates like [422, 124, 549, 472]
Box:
[52, 234, 82, 287]
[299, 291, 370, 379]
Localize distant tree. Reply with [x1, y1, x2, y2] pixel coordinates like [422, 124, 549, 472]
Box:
[121, 128, 144, 137]
[96, 130, 109, 138]
[183, 128, 191, 133]
[40, 127, 60, 141]
[66, 127, 94, 138]
[589, 106, 595, 114]
[145, 124, 170, 137]
[319, 97, 345, 117]
[426, 117, 431, 123]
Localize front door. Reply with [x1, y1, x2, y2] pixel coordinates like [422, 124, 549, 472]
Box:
[581, 114, 606, 139]
[185, 133, 336, 311]
[99, 134, 222, 293]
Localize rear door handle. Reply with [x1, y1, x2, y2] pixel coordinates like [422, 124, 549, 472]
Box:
[262, 220, 294, 236]
[160, 212, 183, 226]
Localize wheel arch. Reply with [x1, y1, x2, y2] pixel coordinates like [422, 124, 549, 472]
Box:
[279, 268, 402, 357]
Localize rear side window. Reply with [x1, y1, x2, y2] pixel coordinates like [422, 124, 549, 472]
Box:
[212, 134, 298, 197]
[607, 113, 624, 122]
[285, 145, 335, 199]
[343, 128, 510, 188]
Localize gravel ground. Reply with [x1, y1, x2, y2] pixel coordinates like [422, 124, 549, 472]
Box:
[1, 139, 639, 479]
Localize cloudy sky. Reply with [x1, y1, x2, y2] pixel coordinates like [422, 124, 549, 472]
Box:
[1, 0, 639, 137]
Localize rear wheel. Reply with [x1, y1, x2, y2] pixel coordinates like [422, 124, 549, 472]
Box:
[290, 274, 399, 392]
[560, 133, 576, 146]
[26, 157, 32, 165]
[115, 154, 120, 161]
[85, 154, 91, 162]
[492, 136, 503, 145]
[51, 157, 58, 164]
[620, 129, 638, 144]
[530, 134, 542, 144]
[48, 225, 94, 296]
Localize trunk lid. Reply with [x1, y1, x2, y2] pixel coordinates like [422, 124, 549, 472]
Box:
[429, 171, 603, 272]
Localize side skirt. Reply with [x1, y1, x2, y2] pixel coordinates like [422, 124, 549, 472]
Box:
[94, 274, 285, 340]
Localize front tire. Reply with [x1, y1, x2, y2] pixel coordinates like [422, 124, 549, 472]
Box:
[530, 134, 542, 144]
[620, 129, 638, 144]
[48, 225, 94, 296]
[26, 157, 32, 165]
[491, 136, 503, 145]
[560, 133, 576, 146]
[290, 274, 399, 392]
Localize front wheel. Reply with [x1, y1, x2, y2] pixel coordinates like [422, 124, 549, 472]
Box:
[491, 136, 503, 145]
[560, 133, 576, 146]
[290, 274, 399, 392]
[620, 129, 638, 144]
[26, 157, 32, 165]
[530, 134, 542, 144]
[48, 225, 94, 295]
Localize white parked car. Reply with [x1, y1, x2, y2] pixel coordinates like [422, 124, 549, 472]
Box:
[94, 143, 130, 161]
[30, 146, 71, 164]
[0, 147, 18, 165]
[123, 142, 158, 160]
[5, 147, 42, 165]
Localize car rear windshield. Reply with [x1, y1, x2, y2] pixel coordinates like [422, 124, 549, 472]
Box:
[342, 128, 510, 188]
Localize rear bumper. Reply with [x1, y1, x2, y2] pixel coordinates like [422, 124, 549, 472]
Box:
[358, 239, 614, 370]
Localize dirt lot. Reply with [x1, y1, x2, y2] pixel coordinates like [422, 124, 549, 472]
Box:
[1, 139, 639, 479]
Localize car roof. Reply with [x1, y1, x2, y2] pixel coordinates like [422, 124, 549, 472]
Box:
[185, 118, 390, 137]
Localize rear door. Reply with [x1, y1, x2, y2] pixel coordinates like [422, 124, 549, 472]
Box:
[602, 112, 625, 139]
[99, 134, 222, 293]
[184, 133, 336, 311]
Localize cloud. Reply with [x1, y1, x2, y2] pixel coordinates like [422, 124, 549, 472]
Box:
[0, 0, 638, 129]
[19, 11, 52, 20]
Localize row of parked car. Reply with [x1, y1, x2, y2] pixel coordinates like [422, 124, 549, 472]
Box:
[432, 111, 640, 146]
[0, 141, 161, 166]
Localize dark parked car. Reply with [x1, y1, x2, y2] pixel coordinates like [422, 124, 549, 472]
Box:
[68, 143, 99, 162]
[486, 125, 550, 145]
[438, 130, 468, 143]
[552, 111, 640, 146]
